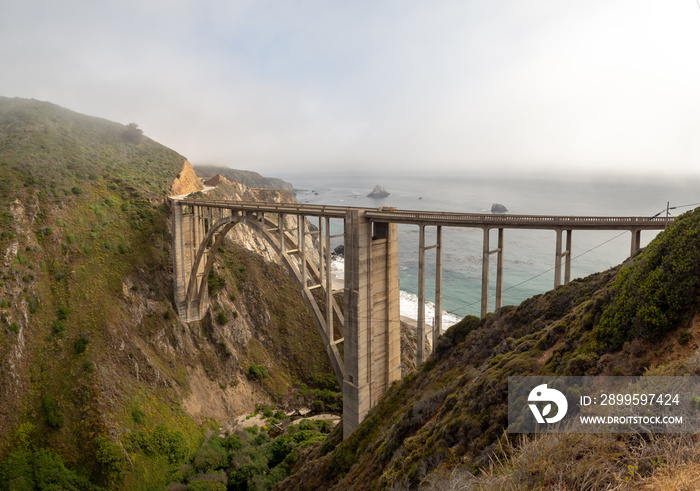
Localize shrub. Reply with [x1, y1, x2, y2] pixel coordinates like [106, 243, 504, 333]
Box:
[216, 310, 229, 325]
[28, 296, 39, 314]
[52, 320, 66, 338]
[71, 186, 83, 195]
[193, 437, 228, 473]
[131, 406, 146, 424]
[248, 364, 269, 380]
[95, 436, 125, 483]
[40, 395, 63, 429]
[596, 209, 700, 349]
[0, 448, 88, 490]
[679, 331, 692, 346]
[57, 305, 70, 321]
[207, 271, 226, 295]
[73, 336, 89, 354]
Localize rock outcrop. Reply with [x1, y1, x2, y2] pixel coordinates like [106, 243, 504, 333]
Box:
[491, 203, 508, 213]
[171, 159, 204, 196]
[367, 185, 390, 198]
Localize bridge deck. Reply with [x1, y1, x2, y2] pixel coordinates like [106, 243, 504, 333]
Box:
[176, 198, 671, 230]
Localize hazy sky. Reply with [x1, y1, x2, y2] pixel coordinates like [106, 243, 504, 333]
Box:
[2, 0, 699, 176]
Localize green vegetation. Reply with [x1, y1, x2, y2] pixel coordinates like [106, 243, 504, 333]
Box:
[596, 208, 700, 349]
[216, 309, 229, 325]
[40, 394, 63, 430]
[73, 335, 89, 354]
[283, 208, 700, 489]
[0, 448, 90, 490]
[248, 363, 269, 380]
[164, 408, 333, 490]
[0, 97, 340, 490]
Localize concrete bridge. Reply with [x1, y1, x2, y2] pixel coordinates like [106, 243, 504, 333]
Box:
[169, 198, 671, 438]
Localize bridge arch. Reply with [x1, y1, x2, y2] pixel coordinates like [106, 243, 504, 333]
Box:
[176, 206, 345, 385]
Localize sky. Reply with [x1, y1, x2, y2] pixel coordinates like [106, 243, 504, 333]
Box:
[1, 0, 699, 177]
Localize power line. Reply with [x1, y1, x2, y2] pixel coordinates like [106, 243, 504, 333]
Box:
[439, 204, 691, 317]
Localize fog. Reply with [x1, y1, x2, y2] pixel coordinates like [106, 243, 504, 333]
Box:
[2, 1, 699, 177]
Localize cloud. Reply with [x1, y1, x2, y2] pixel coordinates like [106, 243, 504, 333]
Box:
[1, 0, 699, 175]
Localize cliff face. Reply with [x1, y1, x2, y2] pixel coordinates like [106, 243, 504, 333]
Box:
[194, 164, 294, 192]
[0, 97, 336, 489]
[170, 159, 204, 196]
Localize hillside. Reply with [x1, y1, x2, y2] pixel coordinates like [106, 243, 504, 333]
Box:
[281, 208, 700, 490]
[0, 97, 338, 489]
[194, 165, 294, 192]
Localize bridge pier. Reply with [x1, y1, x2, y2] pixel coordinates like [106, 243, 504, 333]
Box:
[554, 229, 572, 288]
[172, 203, 210, 321]
[417, 225, 443, 364]
[343, 209, 400, 439]
[630, 228, 642, 256]
[481, 228, 504, 318]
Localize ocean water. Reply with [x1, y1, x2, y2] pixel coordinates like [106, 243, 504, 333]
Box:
[276, 171, 699, 328]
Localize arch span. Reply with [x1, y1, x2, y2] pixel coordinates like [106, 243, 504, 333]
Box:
[175, 206, 345, 384]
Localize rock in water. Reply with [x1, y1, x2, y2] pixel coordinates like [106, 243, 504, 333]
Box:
[491, 203, 508, 213]
[367, 185, 390, 198]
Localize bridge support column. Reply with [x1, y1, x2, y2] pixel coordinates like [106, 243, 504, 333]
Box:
[172, 203, 208, 321]
[343, 209, 400, 439]
[481, 228, 504, 318]
[417, 225, 443, 365]
[630, 228, 641, 256]
[554, 229, 572, 288]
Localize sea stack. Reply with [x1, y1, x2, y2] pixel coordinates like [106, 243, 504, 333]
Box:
[491, 203, 508, 213]
[367, 185, 390, 198]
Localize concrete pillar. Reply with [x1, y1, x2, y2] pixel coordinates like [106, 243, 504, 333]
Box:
[172, 203, 187, 315]
[343, 209, 399, 439]
[495, 228, 504, 310]
[434, 226, 442, 347]
[554, 229, 563, 288]
[631, 228, 641, 256]
[343, 209, 370, 439]
[325, 216, 333, 343]
[481, 228, 490, 318]
[279, 213, 285, 252]
[301, 215, 307, 288]
[564, 230, 572, 285]
[417, 225, 426, 365]
[318, 217, 324, 281]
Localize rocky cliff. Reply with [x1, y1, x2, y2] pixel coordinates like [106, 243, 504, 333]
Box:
[171, 159, 204, 196]
[194, 164, 294, 192]
[0, 97, 337, 489]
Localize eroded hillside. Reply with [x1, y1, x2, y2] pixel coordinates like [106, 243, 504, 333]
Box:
[0, 97, 338, 489]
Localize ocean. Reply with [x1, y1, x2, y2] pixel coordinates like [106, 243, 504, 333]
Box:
[275, 171, 699, 328]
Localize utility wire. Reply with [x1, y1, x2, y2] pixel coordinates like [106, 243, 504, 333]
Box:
[450, 229, 629, 315]
[445, 203, 691, 316]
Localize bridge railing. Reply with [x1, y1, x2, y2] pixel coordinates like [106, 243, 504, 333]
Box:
[177, 198, 672, 230]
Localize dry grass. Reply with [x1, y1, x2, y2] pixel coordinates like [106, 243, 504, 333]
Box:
[633, 461, 700, 490]
[422, 432, 700, 491]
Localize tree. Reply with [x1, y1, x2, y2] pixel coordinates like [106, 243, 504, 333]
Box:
[122, 122, 144, 144]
